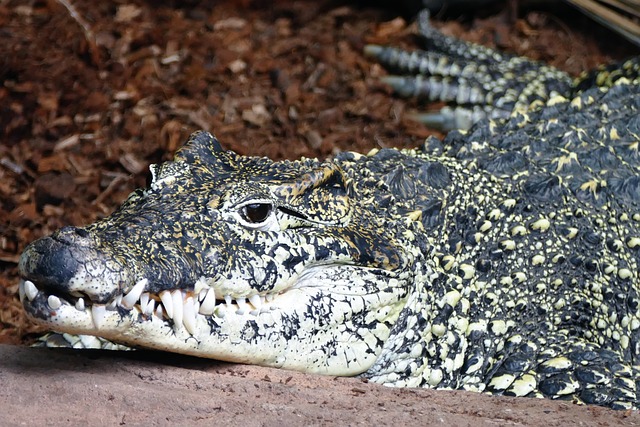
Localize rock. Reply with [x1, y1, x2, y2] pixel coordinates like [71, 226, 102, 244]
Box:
[0, 345, 637, 426]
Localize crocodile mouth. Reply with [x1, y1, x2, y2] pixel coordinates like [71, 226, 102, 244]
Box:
[20, 264, 406, 373]
[19, 277, 281, 336]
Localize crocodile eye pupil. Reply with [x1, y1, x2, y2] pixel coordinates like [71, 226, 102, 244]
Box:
[242, 203, 272, 223]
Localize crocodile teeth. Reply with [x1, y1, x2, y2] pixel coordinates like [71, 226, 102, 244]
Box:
[160, 290, 173, 319]
[235, 298, 248, 315]
[171, 290, 184, 327]
[75, 298, 85, 311]
[24, 280, 38, 301]
[194, 277, 210, 294]
[224, 295, 233, 307]
[107, 295, 121, 311]
[48, 295, 62, 310]
[183, 296, 197, 335]
[199, 288, 217, 315]
[122, 278, 148, 309]
[248, 295, 263, 315]
[140, 292, 150, 310]
[248, 294, 263, 310]
[215, 305, 227, 318]
[144, 299, 156, 316]
[18, 281, 25, 303]
[154, 304, 163, 319]
[91, 305, 107, 328]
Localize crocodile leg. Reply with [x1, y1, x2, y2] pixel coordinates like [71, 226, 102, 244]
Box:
[573, 56, 640, 92]
[365, 10, 573, 130]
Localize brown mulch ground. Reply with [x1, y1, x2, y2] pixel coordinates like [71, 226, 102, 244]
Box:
[0, 0, 637, 346]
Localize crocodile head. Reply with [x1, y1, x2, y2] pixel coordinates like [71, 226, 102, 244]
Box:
[19, 131, 417, 375]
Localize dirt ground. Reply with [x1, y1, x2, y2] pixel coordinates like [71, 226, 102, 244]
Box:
[1, 0, 639, 424]
[2, 344, 640, 426]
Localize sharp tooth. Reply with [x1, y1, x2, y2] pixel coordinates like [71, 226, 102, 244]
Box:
[172, 290, 184, 327]
[140, 292, 150, 309]
[144, 299, 156, 316]
[75, 298, 85, 311]
[160, 291, 173, 319]
[194, 277, 210, 294]
[248, 294, 262, 310]
[199, 289, 217, 315]
[25, 280, 38, 301]
[107, 295, 120, 311]
[91, 305, 107, 328]
[214, 304, 227, 318]
[155, 304, 164, 319]
[122, 279, 148, 308]
[235, 298, 247, 315]
[224, 295, 232, 306]
[18, 281, 25, 303]
[183, 296, 197, 335]
[48, 295, 62, 310]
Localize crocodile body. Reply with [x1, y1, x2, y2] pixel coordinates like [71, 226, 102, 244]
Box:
[19, 12, 640, 410]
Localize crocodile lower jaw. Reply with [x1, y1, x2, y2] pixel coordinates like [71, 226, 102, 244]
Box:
[19, 277, 281, 337]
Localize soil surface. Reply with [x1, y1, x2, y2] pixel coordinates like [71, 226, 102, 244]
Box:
[1, 0, 639, 425]
[2, 344, 640, 426]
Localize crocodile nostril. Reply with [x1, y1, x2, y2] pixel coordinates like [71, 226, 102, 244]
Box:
[55, 226, 91, 244]
[75, 228, 89, 238]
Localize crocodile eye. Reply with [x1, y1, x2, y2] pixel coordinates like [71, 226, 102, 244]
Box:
[240, 203, 273, 224]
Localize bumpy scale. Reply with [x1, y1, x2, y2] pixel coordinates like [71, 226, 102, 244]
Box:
[19, 11, 640, 410]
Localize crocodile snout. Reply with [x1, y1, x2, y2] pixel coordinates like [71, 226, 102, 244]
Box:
[18, 226, 91, 292]
[19, 226, 128, 304]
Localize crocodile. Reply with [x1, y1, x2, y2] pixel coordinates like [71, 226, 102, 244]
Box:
[18, 11, 640, 410]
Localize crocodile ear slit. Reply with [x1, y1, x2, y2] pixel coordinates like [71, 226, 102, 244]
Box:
[271, 163, 352, 225]
[272, 163, 348, 198]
